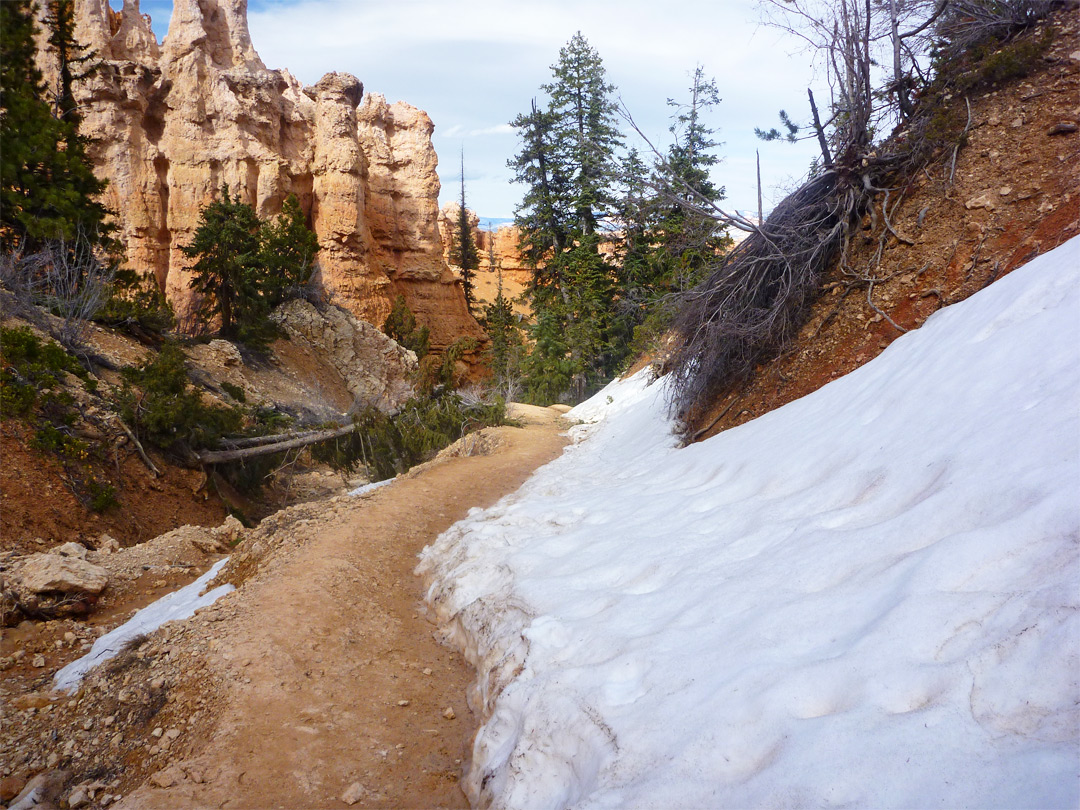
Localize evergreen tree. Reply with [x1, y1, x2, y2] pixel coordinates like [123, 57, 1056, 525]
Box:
[183, 189, 320, 343]
[522, 308, 574, 405]
[383, 294, 430, 358]
[481, 268, 524, 398]
[509, 32, 624, 403]
[259, 193, 319, 308]
[610, 148, 658, 350]
[44, 0, 96, 122]
[652, 65, 731, 293]
[448, 152, 478, 312]
[0, 0, 110, 250]
[542, 32, 623, 235]
[613, 148, 655, 298]
[183, 186, 262, 340]
[508, 98, 568, 275]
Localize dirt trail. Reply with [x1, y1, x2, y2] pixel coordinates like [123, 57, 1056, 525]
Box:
[117, 405, 568, 810]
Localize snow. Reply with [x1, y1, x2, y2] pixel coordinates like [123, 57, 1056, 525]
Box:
[53, 559, 234, 693]
[347, 478, 393, 497]
[417, 236, 1080, 809]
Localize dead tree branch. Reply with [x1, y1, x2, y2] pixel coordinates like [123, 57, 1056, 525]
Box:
[196, 423, 357, 465]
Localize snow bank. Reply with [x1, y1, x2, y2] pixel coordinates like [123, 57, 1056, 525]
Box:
[347, 478, 393, 497]
[54, 559, 234, 693]
[418, 236, 1080, 809]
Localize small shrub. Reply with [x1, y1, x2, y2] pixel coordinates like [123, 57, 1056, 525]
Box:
[88, 480, 118, 512]
[417, 336, 480, 394]
[120, 342, 244, 457]
[32, 423, 88, 459]
[311, 390, 507, 481]
[0, 325, 87, 416]
[383, 295, 430, 358]
[94, 268, 175, 338]
[944, 24, 1054, 92]
[221, 381, 246, 402]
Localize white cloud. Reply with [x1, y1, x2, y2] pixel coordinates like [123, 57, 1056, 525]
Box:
[238, 0, 825, 219]
[442, 123, 516, 139]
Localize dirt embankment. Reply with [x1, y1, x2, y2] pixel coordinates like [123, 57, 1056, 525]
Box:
[1, 405, 569, 809]
[692, 12, 1079, 440]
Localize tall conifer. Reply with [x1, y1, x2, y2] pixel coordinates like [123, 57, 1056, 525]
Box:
[449, 152, 479, 313]
[0, 0, 109, 250]
[509, 32, 624, 403]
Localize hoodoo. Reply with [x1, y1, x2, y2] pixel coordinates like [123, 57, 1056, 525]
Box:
[34, 0, 483, 353]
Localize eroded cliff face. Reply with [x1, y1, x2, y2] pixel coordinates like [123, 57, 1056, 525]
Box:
[36, 0, 482, 354]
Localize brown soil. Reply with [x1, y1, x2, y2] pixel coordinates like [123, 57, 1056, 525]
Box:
[1, 405, 568, 809]
[692, 13, 1079, 440]
[0, 420, 227, 556]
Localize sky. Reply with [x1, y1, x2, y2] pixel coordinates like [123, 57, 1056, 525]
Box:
[131, 0, 826, 223]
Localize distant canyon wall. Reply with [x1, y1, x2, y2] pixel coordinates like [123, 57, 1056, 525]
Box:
[438, 204, 533, 317]
[35, 0, 483, 354]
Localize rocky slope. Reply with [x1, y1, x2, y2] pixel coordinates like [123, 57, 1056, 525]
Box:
[689, 11, 1079, 439]
[0, 407, 569, 810]
[34, 0, 483, 355]
[0, 298, 416, 557]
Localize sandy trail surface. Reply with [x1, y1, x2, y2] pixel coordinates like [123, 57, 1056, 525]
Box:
[117, 404, 568, 809]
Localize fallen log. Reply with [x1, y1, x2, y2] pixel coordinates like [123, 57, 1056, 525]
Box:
[218, 426, 335, 450]
[196, 423, 356, 465]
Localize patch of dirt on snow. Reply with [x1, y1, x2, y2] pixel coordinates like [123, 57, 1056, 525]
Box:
[692, 12, 1079, 440]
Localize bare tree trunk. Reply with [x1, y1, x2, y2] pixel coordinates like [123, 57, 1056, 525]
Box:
[196, 423, 357, 465]
[807, 88, 833, 167]
[756, 150, 764, 225]
[889, 0, 914, 119]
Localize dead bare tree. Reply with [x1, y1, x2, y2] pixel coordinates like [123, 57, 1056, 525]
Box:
[0, 229, 114, 352]
[662, 0, 1062, 431]
[665, 170, 850, 424]
[932, 0, 1058, 54]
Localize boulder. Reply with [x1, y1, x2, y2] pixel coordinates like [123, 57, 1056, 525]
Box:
[14, 554, 109, 595]
[212, 515, 245, 543]
[55, 542, 88, 559]
[272, 299, 417, 411]
[95, 534, 121, 554]
[7, 769, 70, 810]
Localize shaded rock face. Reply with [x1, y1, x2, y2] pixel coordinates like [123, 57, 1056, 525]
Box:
[37, 0, 482, 353]
[271, 299, 418, 413]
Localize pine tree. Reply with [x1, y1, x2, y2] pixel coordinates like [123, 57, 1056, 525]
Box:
[448, 152, 478, 312]
[542, 32, 623, 235]
[44, 0, 97, 122]
[509, 32, 625, 403]
[482, 268, 524, 398]
[183, 186, 262, 339]
[523, 308, 574, 405]
[652, 65, 731, 292]
[508, 98, 568, 275]
[0, 0, 110, 250]
[183, 189, 320, 343]
[383, 294, 430, 358]
[259, 193, 319, 308]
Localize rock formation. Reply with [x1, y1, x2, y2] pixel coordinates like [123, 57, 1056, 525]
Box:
[271, 299, 417, 412]
[3, 552, 110, 623]
[34, 0, 483, 355]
